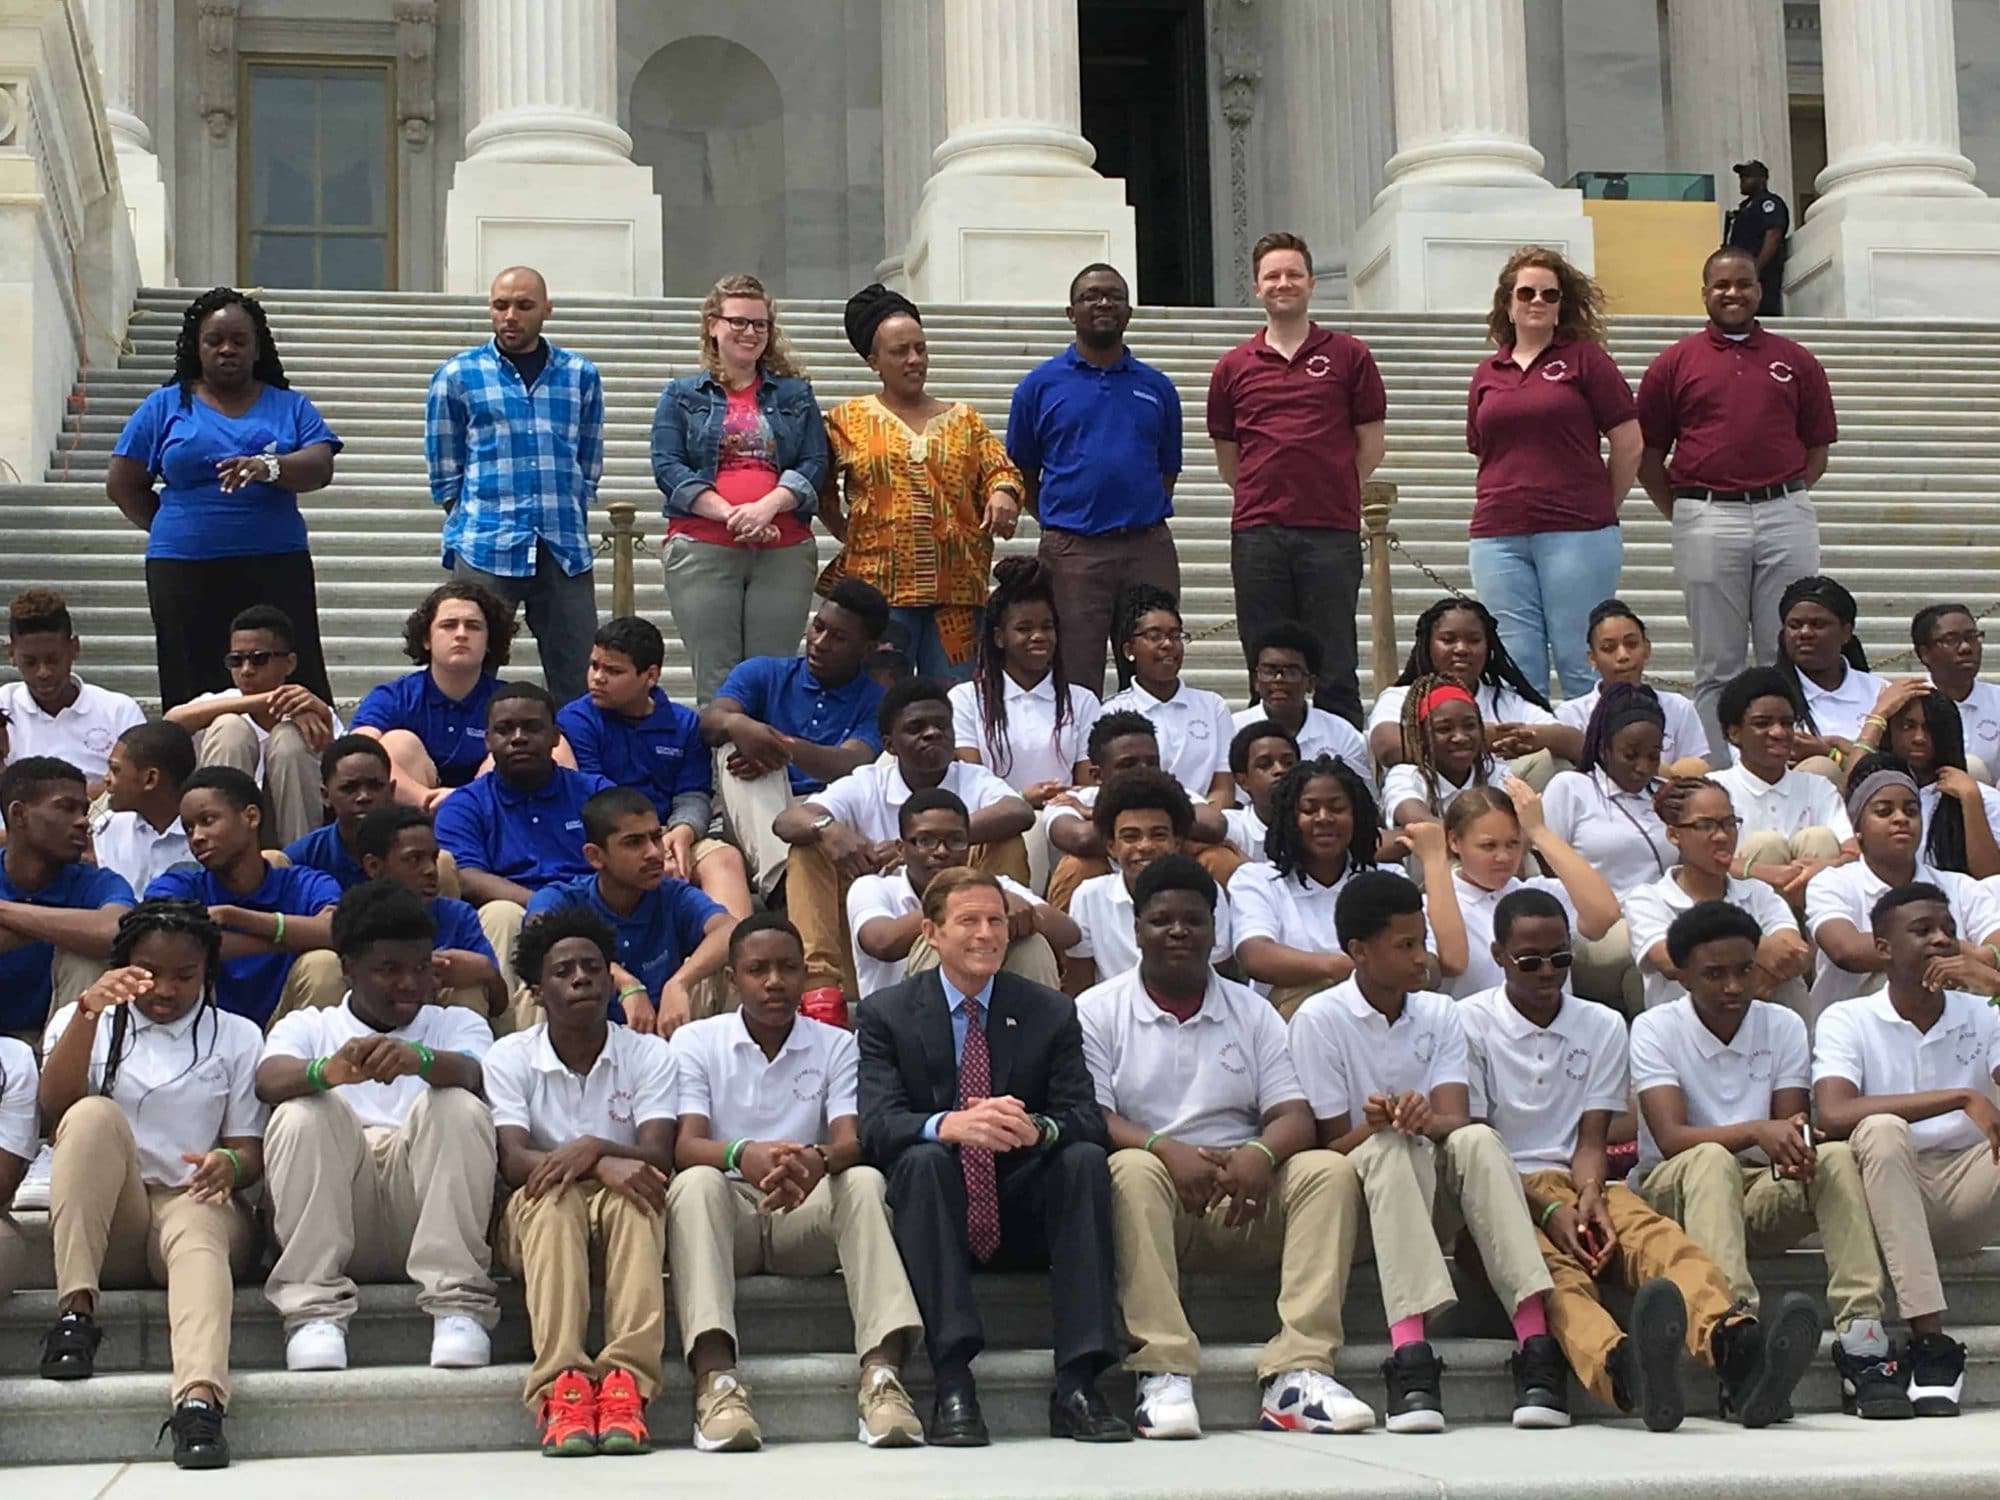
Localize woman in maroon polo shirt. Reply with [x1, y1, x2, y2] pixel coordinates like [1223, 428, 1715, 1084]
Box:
[1465, 247, 1642, 703]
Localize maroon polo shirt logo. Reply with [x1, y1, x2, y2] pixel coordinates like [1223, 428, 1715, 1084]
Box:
[1768, 360, 1795, 384]
[1304, 353, 1334, 378]
[1539, 359, 1569, 382]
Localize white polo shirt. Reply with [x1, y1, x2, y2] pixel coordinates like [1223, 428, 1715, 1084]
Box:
[1947, 680, 2000, 776]
[483, 1021, 676, 1152]
[1231, 704, 1370, 789]
[1813, 989, 2000, 1154]
[1069, 869, 1233, 980]
[1630, 998, 1810, 1175]
[1556, 683, 1712, 765]
[263, 998, 495, 1131]
[1794, 663, 1888, 744]
[1442, 871, 1578, 999]
[1803, 861, 2000, 1016]
[0, 678, 147, 781]
[1623, 870, 1800, 1011]
[1369, 683, 1555, 734]
[0, 1036, 37, 1164]
[1710, 762, 1854, 844]
[1288, 979, 1467, 1124]
[1458, 984, 1630, 1173]
[845, 869, 1041, 1000]
[672, 1010, 857, 1146]
[43, 1001, 265, 1187]
[91, 810, 194, 897]
[1077, 968, 1303, 1147]
[1539, 769, 1675, 899]
[809, 759, 1025, 845]
[1099, 682, 1234, 798]
[1379, 760, 1492, 824]
[949, 676, 1099, 793]
[1221, 806, 1268, 863]
[1920, 780, 2000, 847]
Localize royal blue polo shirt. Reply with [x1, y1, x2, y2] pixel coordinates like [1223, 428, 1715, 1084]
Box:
[1005, 345, 1182, 536]
[0, 860, 135, 1031]
[144, 863, 342, 1028]
[350, 670, 501, 788]
[282, 823, 367, 891]
[557, 688, 709, 822]
[431, 894, 497, 963]
[525, 873, 724, 1019]
[432, 765, 613, 893]
[714, 656, 884, 796]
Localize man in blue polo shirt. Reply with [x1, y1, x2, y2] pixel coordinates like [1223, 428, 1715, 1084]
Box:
[282, 736, 393, 891]
[1007, 262, 1182, 697]
[146, 766, 343, 1029]
[525, 787, 733, 1038]
[700, 579, 889, 904]
[0, 756, 134, 1043]
[354, 805, 510, 1025]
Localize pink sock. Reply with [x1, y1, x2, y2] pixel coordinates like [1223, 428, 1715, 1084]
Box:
[1389, 1315, 1426, 1351]
[1512, 1294, 1549, 1347]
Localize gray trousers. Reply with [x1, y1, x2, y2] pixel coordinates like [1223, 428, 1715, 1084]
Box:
[453, 545, 598, 707]
[1673, 491, 1819, 763]
[662, 535, 819, 705]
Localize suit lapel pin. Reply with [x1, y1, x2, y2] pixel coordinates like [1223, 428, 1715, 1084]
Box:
[1005, 1017, 1018, 1027]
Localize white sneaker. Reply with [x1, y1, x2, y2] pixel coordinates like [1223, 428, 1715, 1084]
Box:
[1134, 1373, 1202, 1439]
[429, 1314, 491, 1368]
[285, 1319, 348, 1372]
[14, 1144, 51, 1210]
[1260, 1368, 1375, 1434]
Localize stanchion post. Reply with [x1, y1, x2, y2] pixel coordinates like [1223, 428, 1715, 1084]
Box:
[607, 500, 638, 619]
[1362, 480, 1398, 696]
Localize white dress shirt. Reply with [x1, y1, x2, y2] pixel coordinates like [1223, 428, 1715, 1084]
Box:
[809, 758, 1027, 845]
[671, 1010, 857, 1148]
[1288, 979, 1468, 1124]
[0, 678, 146, 780]
[949, 676, 1099, 792]
[1069, 870, 1232, 980]
[483, 1021, 676, 1151]
[1709, 762, 1855, 843]
[1555, 683, 1712, 764]
[1813, 989, 2000, 1154]
[263, 998, 494, 1130]
[845, 868, 1041, 1000]
[1459, 984, 1631, 1173]
[1098, 682, 1234, 798]
[1539, 768, 1675, 898]
[1630, 998, 1810, 1174]
[1622, 870, 1800, 1010]
[91, 810, 194, 897]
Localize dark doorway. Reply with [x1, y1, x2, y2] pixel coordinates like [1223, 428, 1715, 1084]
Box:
[1080, 0, 1213, 306]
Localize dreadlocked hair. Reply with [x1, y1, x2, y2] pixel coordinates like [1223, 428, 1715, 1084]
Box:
[167, 288, 289, 407]
[1265, 756, 1380, 886]
[98, 900, 224, 1101]
[1776, 575, 1870, 734]
[1397, 673, 1493, 819]
[1895, 688, 1974, 874]
[1392, 597, 1552, 713]
[1111, 582, 1181, 691]
[973, 556, 1077, 779]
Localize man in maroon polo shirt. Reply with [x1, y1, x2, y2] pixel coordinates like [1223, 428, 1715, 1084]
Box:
[1207, 232, 1386, 730]
[1637, 246, 1837, 762]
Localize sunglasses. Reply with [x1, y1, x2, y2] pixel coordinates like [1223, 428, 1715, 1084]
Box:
[1513, 285, 1563, 304]
[1508, 951, 1574, 973]
[223, 649, 286, 669]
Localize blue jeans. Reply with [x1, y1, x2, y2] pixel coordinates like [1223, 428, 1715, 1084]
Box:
[1465, 526, 1623, 701]
[889, 606, 982, 684]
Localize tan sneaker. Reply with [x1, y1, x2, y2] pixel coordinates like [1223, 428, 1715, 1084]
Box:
[692, 1369, 762, 1452]
[858, 1365, 925, 1448]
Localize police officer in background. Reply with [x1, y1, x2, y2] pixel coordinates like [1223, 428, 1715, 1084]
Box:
[1724, 160, 1790, 317]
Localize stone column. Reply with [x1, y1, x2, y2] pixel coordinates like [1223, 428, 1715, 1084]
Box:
[84, 0, 170, 283]
[1279, 0, 1392, 290]
[877, 0, 947, 286]
[443, 0, 663, 295]
[1348, 0, 1592, 310]
[1663, 0, 1793, 214]
[904, 0, 1135, 304]
[1786, 0, 2000, 317]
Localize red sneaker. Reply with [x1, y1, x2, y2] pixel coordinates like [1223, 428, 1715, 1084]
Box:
[800, 987, 851, 1029]
[595, 1369, 650, 1455]
[539, 1369, 597, 1457]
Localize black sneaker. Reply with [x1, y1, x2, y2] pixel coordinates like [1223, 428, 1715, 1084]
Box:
[1831, 1340, 1916, 1420]
[39, 1310, 102, 1381]
[1616, 1277, 1687, 1432]
[1715, 1292, 1821, 1429]
[1907, 1332, 1967, 1417]
[159, 1398, 230, 1470]
[1381, 1341, 1446, 1434]
[1509, 1334, 1571, 1429]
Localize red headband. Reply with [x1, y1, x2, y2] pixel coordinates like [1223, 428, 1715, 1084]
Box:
[1417, 682, 1476, 720]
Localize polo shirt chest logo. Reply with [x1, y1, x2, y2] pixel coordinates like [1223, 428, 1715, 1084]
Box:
[1539, 360, 1569, 383]
[564, 819, 583, 833]
[1746, 1047, 1774, 1081]
[790, 1062, 826, 1104]
[1412, 1029, 1436, 1064]
[607, 1086, 636, 1126]
[1563, 1046, 1592, 1081]
[1216, 1040, 1249, 1076]
[1768, 360, 1795, 384]
[84, 727, 115, 754]
[1304, 353, 1334, 379]
[1950, 1022, 1982, 1067]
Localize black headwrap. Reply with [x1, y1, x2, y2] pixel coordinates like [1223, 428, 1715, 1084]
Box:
[844, 282, 921, 359]
[1581, 680, 1666, 773]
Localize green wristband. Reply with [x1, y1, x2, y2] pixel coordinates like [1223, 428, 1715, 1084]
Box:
[214, 1147, 242, 1183]
[724, 1138, 747, 1173]
[306, 1057, 331, 1092]
[272, 911, 286, 946]
[1244, 1139, 1279, 1169]
[413, 1040, 436, 1077]
[1538, 1198, 1563, 1228]
[1143, 1131, 1163, 1153]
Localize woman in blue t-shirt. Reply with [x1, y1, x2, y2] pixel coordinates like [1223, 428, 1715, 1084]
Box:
[105, 288, 341, 709]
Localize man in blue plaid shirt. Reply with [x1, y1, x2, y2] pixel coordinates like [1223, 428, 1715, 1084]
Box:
[426, 266, 603, 704]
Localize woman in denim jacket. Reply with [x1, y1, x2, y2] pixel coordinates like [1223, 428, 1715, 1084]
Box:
[650, 274, 829, 702]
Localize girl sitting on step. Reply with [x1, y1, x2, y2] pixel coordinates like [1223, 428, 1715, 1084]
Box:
[1097, 584, 1236, 806]
[1380, 678, 1495, 828]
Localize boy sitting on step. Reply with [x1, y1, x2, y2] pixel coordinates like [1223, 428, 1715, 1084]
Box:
[280, 736, 392, 891]
[354, 806, 509, 1024]
[93, 721, 197, 896]
[0, 588, 145, 794]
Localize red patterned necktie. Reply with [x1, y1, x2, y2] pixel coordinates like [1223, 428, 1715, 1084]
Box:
[957, 998, 1001, 1263]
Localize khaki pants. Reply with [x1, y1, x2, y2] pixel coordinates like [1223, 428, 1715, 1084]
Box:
[497, 1183, 667, 1410]
[1109, 1147, 1360, 1380]
[1348, 1126, 1554, 1325]
[263, 1088, 499, 1331]
[713, 753, 798, 903]
[266, 951, 346, 1031]
[1637, 1141, 1885, 1329]
[50, 1097, 257, 1404]
[663, 1164, 921, 1364]
[50, 950, 108, 1032]
[1738, 826, 1844, 874]
[1524, 1170, 1738, 1408]
[198, 713, 324, 847]
[1848, 1113, 2000, 1321]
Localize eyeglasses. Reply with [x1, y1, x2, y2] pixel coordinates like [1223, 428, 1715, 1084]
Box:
[224, 649, 284, 669]
[1676, 815, 1742, 836]
[1508, 951, 1575, 973]
[1931, 630, 1985, 650]
[716, 315, 770, 334]
[1256, 664, 1308, 682]
[1513, 285, 1563, 304]
[906, 832, 971, 854]
[1134, 627, 1188, 646]
[1074, 289, 1129, 307]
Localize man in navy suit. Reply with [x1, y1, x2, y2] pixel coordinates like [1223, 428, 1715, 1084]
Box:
[857, 866, 1129, 1446]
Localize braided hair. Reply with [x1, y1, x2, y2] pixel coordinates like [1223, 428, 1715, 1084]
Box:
[97, 900, 223, 1100]
[1580, 680, 1667, 779]
[1265, 756, 1380, 887]
[166, 288, 289, 407]
[1111, 582, 1181, 691]
[1892, 688, 1974, 875]
[1652, 773, 1726, 829]
[1777, 575, 1870, 733]
[1392, 598, 1553, 713]
[972, 556, 1077, 778]
[1398, 673, 1493, 819]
